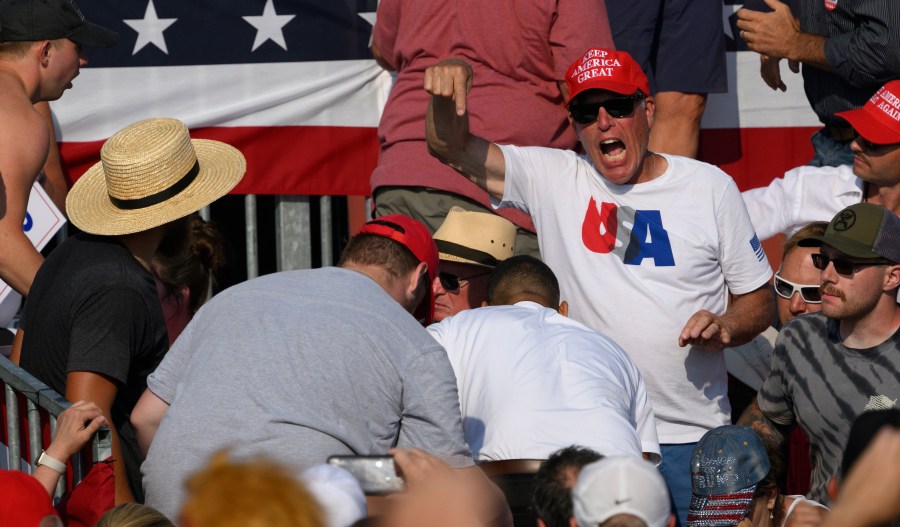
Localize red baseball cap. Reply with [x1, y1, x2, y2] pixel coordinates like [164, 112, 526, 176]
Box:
[836, 80, 900, 145]
[356, 215, 439, 325]
[0, 470, 59, 527]
[565, 48, 651, 105]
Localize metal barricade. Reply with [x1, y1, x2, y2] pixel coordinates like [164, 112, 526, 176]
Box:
[0, 355, 109, 499]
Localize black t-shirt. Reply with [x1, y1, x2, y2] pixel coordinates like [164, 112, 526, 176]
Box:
[20, 233, 167, 501]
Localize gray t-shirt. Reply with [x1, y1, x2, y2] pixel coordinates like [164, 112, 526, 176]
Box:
[142, 267, 472, 520]
[758, 312, 900, 504]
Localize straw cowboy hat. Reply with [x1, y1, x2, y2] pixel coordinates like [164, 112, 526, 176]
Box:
[66, 118, 246, 236]
[433, 207, 516, 268]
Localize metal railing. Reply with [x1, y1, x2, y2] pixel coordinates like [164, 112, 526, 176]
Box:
[0, 355, 109, 499]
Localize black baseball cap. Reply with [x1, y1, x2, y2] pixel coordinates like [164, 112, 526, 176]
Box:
[0, 0, 118, 47]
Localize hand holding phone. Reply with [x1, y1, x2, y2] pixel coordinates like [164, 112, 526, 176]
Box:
[327, 455, 405, 495]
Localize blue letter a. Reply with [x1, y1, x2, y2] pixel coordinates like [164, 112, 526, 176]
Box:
[623, 210, 675, 266]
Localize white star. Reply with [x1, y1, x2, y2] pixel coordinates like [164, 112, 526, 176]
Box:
[243, 0, 296, 52]
[358, 12, 376, 47]
[722, 3, 742, 40]
[358, 12, 376, 27]
[123, 0, 177, 55]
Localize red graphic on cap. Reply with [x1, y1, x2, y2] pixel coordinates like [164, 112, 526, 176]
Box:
[824, 0, 837, 11]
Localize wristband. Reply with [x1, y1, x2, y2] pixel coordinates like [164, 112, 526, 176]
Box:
[37, 451, 66, 474]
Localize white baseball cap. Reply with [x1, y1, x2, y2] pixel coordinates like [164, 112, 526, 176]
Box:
[573, 456, 671, 527]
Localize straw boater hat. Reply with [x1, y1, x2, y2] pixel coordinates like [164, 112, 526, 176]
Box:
[433, 207, 516, 268]
[66, 118, 246, 236]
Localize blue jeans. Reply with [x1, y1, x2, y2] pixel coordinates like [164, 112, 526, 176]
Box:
[659, 443, 697, 527]
[808, 128, 855, 167]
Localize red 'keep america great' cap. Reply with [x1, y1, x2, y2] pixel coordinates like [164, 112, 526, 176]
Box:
[836, 80, 900, 145]
[565, 48, 651, 105]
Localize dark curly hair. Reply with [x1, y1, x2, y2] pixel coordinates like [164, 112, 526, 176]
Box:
[533, 446, 603, 527]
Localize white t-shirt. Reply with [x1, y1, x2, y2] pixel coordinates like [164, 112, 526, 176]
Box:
[428, 301, 660, 461]
[497, 146, 772, 443]
[741, 164, 862, 241]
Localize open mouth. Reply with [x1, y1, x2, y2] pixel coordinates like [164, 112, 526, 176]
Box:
[600, 139, 626, 162]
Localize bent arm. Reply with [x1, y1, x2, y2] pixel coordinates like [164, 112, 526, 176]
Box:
[822, 0, 900, 86]
[0, 109, 50, 296]
[34, 401, 107, 496]
[736, 0, 829, 71]
[720, 286, 774, 347]
[424, 59, 507, 201]
[66, 371, 136, 503]
[737, 398, 792, 453]
[679, 286, 773, 352]
[784, 33, 829, 71]
[0, 220, 43, 297]
[132, 388, 170, 457]
[741, 173, 795, 241]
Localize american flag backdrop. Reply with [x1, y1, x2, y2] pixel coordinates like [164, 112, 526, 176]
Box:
[51, 0, 821, 197]
[53, 0, 387, 196]
[703, 0, 821, 192]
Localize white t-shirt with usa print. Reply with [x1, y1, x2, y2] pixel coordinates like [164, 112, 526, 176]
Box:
[497, 146, 773, 443]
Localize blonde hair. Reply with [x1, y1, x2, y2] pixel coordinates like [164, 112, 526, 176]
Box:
[782, 221, 828, 259]
[180, 451, 325, 527]
[95, 503, 174, 527]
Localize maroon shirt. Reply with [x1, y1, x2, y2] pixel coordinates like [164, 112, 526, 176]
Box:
[371, 0, 614, 231]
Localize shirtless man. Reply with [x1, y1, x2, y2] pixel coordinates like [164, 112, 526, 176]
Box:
[0, 0, 117, 295]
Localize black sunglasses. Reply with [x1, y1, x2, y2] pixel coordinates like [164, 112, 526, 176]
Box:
[438, 270, 490, 293]
[810, 253, 894, 275]
[569, 94, 644, 124]
[854, 134, 900, 153]
[773, 274, 822, 303]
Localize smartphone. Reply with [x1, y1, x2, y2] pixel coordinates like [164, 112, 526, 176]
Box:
[326, 455, 404, 495]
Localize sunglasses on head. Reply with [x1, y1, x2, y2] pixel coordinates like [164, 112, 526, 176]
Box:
[438, 270, 491, 293]
[810, 253, 894, 275]
[854, 134, 900, 153]
[773, 274, 821, 303]
[569, 94, 644, 124]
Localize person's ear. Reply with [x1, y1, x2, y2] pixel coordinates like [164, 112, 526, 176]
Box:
[409, 262, 428, 295]
[39, 40, 53, 66]
[480, 300, 489, 307]
[883, 264, 900, 292]
[644, 95, 656, 129]
[432, 273, 444, 295]
[568, 517, 578, 527]
[667, 513, 677, 527]
[827, 475, 840, 501]
[557, 300, 569, 317]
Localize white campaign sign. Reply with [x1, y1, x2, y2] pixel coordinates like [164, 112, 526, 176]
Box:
[0, 184, 67, 309]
